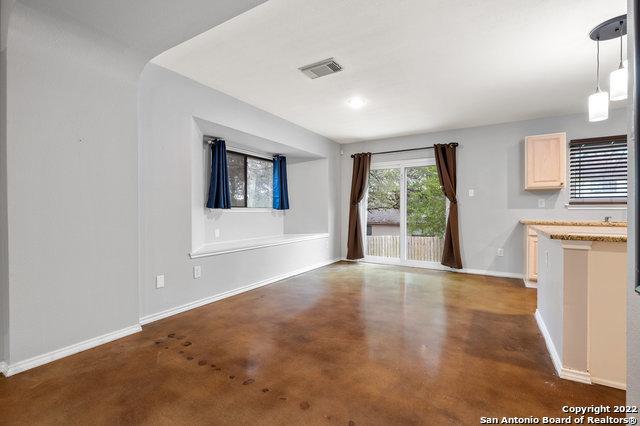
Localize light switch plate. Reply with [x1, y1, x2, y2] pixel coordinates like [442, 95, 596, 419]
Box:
[538, 199, 545, 208]
[156, 274, 165, 289]
[193, 266, 202, 279]
[497, 248, 504, 257]
[468, 189, 475, 197]
[545, 251, 550, 270]
[214, 228, 220, 239]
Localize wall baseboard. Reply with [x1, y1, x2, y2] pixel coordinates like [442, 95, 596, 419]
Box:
[535, 310, 591, 385]
[591, 377, 626, 390]
[0, 361, 7, 376]
[560, 367, 592, 384]
[534, 310, 563, 375]
[2, 324, 142, 377]
[455, 268, 524, 280]
[355, 258, 524, 280]
[140, 258, 341, 325]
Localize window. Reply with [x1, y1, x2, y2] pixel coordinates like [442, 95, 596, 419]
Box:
[569, 135, 627, 204]
[228, 152, 246, 207]
[227, 150, 273, 208]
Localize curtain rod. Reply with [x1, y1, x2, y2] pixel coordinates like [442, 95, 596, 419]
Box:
[202, 135, 278, 160]
[349, 142, 458, 158]
[203, 136, 222, 145]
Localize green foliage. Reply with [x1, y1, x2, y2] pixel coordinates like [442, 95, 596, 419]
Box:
[406, 166, 446, 237]
[366, 166, 446, 237]
[367, 169, 400, 209]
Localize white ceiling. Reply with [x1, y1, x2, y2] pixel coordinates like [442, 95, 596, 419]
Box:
[19, 0, 267, 57]
[152, 0, 628, 143]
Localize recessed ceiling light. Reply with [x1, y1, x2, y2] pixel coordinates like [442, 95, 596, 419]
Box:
[346, 97, 366, 109]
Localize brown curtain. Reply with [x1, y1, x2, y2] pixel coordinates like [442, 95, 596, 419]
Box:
[434, 144, 462, 269]
[346, 153, 372, 260]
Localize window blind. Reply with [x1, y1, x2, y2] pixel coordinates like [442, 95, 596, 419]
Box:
[569, 135, 627, 204]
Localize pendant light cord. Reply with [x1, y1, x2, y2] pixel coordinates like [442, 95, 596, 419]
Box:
[596, 37, 601, 91]
[619, 30, 624, 69]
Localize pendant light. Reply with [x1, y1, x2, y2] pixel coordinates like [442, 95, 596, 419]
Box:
[588, 38, 609, 122]
[587, 15, 627, 122]
[609, 30, 628, 101]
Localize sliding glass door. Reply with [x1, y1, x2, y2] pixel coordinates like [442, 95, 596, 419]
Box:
[365, 167, 401, 262]
[364, 159, 446, 267]
[405, 164, 446, 264]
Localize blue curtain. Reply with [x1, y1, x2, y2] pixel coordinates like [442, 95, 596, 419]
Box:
[206, 139, 231, 209]
[272, 155, 289, 210]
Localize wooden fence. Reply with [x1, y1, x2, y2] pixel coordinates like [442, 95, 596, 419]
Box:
[366, 236, 444, 262]
[366, 236, 400, 258]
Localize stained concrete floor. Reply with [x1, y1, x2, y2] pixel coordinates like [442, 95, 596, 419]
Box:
[0, 262, 624, 424]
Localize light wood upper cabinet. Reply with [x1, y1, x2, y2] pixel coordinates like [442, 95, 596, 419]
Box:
[525, 132, 566, 190]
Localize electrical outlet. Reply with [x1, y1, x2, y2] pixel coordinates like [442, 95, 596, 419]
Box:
[214, 228, 220, 239]
[497, 248, 504, 257]
[156, 274, 165, 289]
[193, 266, 202, 279]
[468, 189, 475, 197]
[538, 199, 545, 208]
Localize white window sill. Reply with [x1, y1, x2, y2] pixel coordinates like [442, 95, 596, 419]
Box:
[190, 233, 329, 258]
[565, 204, 627, 210]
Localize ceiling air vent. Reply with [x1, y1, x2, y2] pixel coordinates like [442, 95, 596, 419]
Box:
[299, 58, 343, 79]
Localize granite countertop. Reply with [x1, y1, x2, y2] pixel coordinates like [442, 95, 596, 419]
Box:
[529, 224, 627, 243]
[520, 219, 627, 227]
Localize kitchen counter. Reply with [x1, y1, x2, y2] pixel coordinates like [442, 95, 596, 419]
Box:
[522, 218, 627, 389]
[519, 219, 626, 227]
[534, 231, 626, 389]
[521, 220, 627, 288]
[528, 224, 627, 243]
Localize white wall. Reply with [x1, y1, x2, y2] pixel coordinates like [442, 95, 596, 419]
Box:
[4, 2, 143, 364]
[340, 109, 628, 276]
[1, 0, 267, 369]
[138, 63, 341, 319]
[0, 41, 6, 366]
[284, 159, 332, 235]
[0, 0, 336, 370]
[536, 234, 564, 360]
[627, 0, 639, 409]
[203, 211, 284, 243]
[0, 0, 13, 365]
